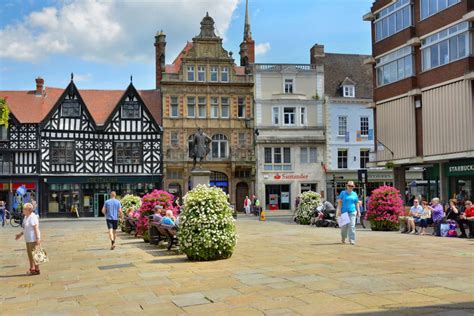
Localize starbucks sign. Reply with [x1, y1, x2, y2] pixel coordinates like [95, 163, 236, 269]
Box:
[446, 161, 474, 176]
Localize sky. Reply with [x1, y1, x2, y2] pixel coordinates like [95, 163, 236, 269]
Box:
[0, 0, 374, 91]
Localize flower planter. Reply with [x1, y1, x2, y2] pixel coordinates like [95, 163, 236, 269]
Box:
[366, 186, 404, 232]
[295, 191, 321, 225]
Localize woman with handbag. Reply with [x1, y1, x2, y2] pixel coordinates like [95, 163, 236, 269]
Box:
[15, 203, 41, 275]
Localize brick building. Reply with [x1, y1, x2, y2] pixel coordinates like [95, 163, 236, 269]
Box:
[364, 0, 474, 202]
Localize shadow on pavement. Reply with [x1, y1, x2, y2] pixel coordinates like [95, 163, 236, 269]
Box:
[0, 274, 30, 278]
[149, 257, 188, 264]
[350, 301, 474, 315]
[311, 242, 345, 246]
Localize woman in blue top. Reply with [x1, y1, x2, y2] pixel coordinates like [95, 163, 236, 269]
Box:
[336, 181, 360, 245]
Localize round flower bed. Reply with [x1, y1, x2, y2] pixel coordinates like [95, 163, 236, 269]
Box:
[119, 194, 142, 231]
[136, 190, 176, 242]
[294, 191, 321, 225]
[366, 185, 404, 231]
[178, 185, 237, 261]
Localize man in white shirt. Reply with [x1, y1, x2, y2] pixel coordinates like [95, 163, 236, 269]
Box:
[404, 199, 424, 234]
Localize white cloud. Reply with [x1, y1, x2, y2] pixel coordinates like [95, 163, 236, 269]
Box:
[255, 42, 271, 56]
[74, 73, 92, 82]
[0, 0, 240, 63]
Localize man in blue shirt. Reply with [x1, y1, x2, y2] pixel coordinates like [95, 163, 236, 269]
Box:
[102, 191, 122, 250]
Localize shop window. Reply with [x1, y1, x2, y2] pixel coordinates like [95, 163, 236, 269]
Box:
[338, 149, 348, 169]
[238, 97, 245, 118]
[211, 134, 228, 159]
[121, 99, 141, 119]
[264, 147, 291, 171]
[115, 141, 141, 165]
[61, 100, 81, 118]
[51, 141, 75, 165]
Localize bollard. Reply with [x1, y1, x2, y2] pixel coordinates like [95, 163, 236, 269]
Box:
[259, 208, 266, 221]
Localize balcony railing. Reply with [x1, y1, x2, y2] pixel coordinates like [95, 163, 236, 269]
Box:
[254, 63, 317, 72]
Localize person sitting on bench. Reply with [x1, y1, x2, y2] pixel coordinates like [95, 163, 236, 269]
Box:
[152, 205, 165, 222]
[457, 200, 474, 238]
[162, 210, 176, 226]
[406, 199, 423, 234]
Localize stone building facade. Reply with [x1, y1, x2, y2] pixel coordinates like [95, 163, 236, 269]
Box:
[158, 13, 255, 211]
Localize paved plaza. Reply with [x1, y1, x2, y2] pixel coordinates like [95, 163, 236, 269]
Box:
[0, 216, 473, 315]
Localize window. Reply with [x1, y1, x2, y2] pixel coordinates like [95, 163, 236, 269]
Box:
[235, 169, 251, 178]
[115, 142, 141, 165]
[264, 147, 291, 170]
[170, 132, 178, 146]
[360, 116, 369, 136]
[300, 147, 317, 164]
[168, 170, 183, 179]
[300, 107, 306, 125]
[0, 125, 7, 140]
[284, 79, 294, 94]
[337, 149, 348, 169]
[188, 135, 194, 156]
[375, 0, 411, 42]
[376, 46, 413, 86]
[343, 85, 355, 98]
[170, 96, 179, 117]
[187, 65, 195, 81]
[421, 0, 460, 20]
[283, 107, 296, 126]
[360, 149, 370, 169]
[221, 97, 229, 118]
[210, 66, 218, 82]
[198, 96, 206, 118]
[51, 141, 75, 165]
[121, 100, 141, 119]
[221, 67, 229, 82]
[239, 132, 246, 146]
[187, 96, 195, 118]
[211, 97, 219, 118]
[61, 100, 81, 117]
[421, 22, 469, 71]
[211, 134, 228, 158]
[338, 116, 347, 137]
[197, 65, 206, 82]
[238, 97, 245, 118]
[272, 107, 280, 125]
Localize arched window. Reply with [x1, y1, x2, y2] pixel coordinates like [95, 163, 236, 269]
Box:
[212, 134, 228, 159]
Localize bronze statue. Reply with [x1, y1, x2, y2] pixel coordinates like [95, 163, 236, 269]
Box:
[189, 128, 212, 169]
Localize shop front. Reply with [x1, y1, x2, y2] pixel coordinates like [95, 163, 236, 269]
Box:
[446, 160, 474, 202]
[41, 176, 162, 217]
[0, 178, 39, 214]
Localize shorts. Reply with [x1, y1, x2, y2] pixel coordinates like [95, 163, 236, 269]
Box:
[106, 219, 118, 230]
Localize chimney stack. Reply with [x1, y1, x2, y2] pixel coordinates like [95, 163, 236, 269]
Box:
[35, 77, 44, 96]
[154, 31, 166, 89]
[310, 44, 325, 64]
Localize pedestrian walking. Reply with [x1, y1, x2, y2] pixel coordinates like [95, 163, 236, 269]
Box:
[102, 191, 122, 250]
[0, 200, 5, 227]
[244, 195, 251, 216]
[336, 181, 360, 245]
[14, 203, 41, 275]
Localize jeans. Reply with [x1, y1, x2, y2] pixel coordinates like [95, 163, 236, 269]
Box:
[0, 209, 4, 226]
[341, 213, 357, 242]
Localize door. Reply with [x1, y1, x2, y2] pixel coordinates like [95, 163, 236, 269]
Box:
[236, 182, 249, 213]
[94, 193, 108, 217]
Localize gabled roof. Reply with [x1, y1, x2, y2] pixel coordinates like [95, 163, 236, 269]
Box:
[1, 84, 162, 125]
[340, 77, 356, 87]
[314, 53, 373, 99]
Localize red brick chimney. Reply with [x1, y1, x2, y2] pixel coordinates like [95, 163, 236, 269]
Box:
[310, 44, 325, 64]
[35, 77, 44, 96]
[154, 31, 166, 89]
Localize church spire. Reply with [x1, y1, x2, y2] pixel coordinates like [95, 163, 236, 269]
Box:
[243, 0, 252, 40]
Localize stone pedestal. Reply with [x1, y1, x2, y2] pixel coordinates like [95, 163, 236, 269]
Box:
[190, 169, 211, 189]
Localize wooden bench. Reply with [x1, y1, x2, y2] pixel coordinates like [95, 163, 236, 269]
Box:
[123, 216, 138, 235]
[148, 216, 178, 250]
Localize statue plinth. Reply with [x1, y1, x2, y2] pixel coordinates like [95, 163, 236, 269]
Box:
[190, 169, 211, 188]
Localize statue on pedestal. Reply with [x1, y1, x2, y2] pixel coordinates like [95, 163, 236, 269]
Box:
[189, 128, 212, 169]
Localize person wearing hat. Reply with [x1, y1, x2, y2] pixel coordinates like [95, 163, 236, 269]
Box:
[336, 181, 360, 245]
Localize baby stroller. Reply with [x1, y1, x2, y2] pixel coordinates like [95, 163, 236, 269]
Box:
[311, 201, 338, 228]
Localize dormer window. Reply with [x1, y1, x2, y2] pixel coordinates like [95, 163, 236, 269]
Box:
[61, 100, 81, 117]
[343, 85, 355, 98]
[122, 98, 141, 119]
[284, 79, 294, 94]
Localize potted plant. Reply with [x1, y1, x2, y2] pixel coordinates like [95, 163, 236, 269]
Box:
[178, 185, 237, 261]
[295, 191, 321, 225]
[119, 194, 142, 232]
[366, 185, 404, 231]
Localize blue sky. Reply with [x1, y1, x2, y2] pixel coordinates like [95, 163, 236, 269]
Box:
[0, 0, 373, 91]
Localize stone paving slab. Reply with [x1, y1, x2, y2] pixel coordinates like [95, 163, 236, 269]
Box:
[0, 217, 473, 315]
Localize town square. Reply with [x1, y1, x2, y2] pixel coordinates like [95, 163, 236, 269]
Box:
[0, 0, 473, 315]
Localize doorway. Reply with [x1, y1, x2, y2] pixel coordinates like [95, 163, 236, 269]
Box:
[94, 193, 108, 217]
[265, 184, 291, 210]
[236, 182, 249, 213]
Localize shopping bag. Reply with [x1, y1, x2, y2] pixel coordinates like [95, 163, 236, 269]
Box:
[337, 212, 351, 227]
[440, 223, 450, 237]
[32, 247, 49, 265]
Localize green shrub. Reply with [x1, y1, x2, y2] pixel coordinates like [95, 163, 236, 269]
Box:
[119, 194, 141, 231]
[178, 185, 237, 261]
[295, 191, 321, 225]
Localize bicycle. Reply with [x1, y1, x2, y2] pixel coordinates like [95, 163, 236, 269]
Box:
[3, 209, 23, 227]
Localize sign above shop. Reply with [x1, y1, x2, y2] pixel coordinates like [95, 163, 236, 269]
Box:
[273, 174, 309, 180]
[446, 161, 474, 176]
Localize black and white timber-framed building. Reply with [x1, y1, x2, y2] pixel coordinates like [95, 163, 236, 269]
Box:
[0, 76, 163, 217]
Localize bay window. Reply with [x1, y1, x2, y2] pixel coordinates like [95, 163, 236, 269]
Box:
[375, 0, 411, 42]
[376, 46, 413, 86]
[421, 0, 460, 20]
